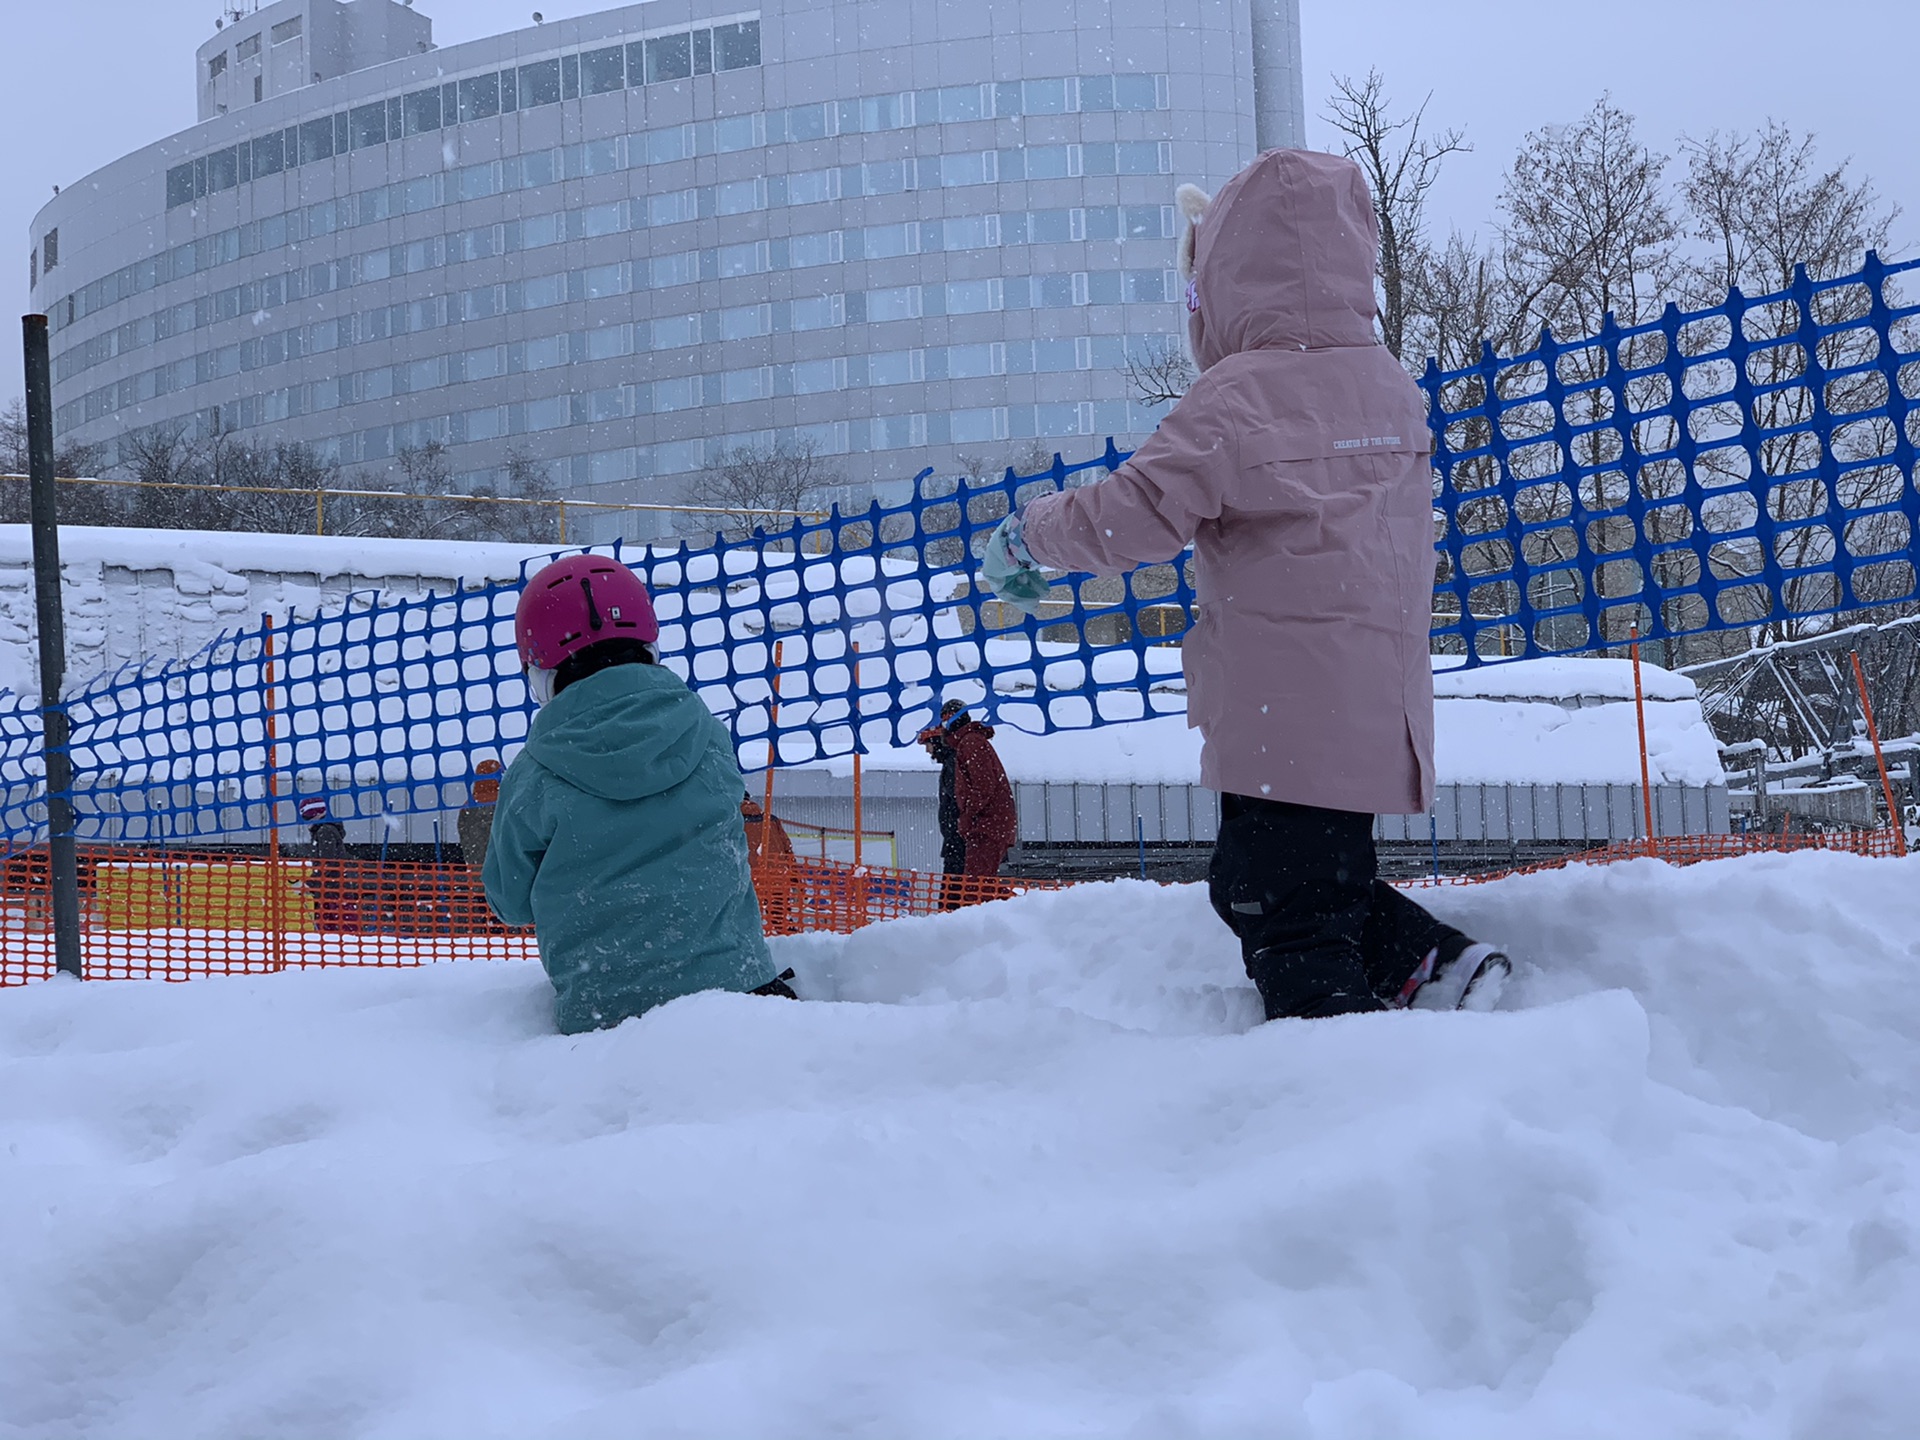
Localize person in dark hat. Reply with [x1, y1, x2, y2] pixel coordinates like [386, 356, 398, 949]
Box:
[298, 798, 355, 931]
[918, 700, 970, 887]
[919, 700, 1017, 889]
[459, 758, 503, 870]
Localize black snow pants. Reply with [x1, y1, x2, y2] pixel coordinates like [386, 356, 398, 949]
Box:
[1208, 793, 1467, 1021]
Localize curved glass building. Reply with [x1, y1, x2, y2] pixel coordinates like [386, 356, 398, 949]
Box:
[30, 0, 1303, 540]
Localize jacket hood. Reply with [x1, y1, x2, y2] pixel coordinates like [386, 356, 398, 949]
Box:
[1188, 149, 1380, 372]
[525, 662, 714, 802]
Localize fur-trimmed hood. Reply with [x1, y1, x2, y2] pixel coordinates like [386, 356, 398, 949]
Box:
[1178, 150, 1380, 372]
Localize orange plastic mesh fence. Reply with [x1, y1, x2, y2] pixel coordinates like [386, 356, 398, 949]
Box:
[0, 848, 538, 985]
[0, 832, 1901, 986]
[1398, 826, 1908, 888]
[748, 855, 1067, 938]
[0, 847, 1065, 985]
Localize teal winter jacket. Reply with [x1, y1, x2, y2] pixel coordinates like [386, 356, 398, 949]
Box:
[482, 661, 776, 1033]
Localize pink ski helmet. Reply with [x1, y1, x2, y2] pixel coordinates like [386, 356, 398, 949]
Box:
[514, 554, 659, 672]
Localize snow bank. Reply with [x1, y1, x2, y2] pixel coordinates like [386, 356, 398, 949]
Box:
[4, 851, 1916, 1438]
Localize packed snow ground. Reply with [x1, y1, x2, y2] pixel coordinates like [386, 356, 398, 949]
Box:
[4, 851, 1917, 1439]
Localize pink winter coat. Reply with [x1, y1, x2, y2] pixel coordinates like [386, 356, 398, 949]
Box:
[1020, 149, 1436, 816]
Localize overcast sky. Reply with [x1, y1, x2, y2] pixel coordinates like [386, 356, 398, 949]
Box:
[2, 0, 1913, 407]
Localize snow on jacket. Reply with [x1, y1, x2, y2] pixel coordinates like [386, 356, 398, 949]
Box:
[483, 661, 776, 1034]
[1019, 149, 1435, 815]
[947, 718, 1017, 864]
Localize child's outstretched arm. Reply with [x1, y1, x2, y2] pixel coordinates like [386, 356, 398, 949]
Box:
[480, 763, 554, 927]
[1018, 382, 1233, 577]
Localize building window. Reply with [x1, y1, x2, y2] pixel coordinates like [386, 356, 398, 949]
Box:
[41, 228, 58, 273]
[713, 20, 760, 71]
[208, 52, 228, 79]
[519, 58, 561, 108]
[298, 117, 335, 164]
[236, 34, 261, 61]
[252, 131, 285, 176]
[403, 88, 442, 135]
[458, 73, 500, 122]
[646, 33, 692, 83]
[29, 248, 38, 289]
[581, 45, 623, 94]
[270, 16, 303, 43]
[254, 76, 264, 103]
[207, 148, 239, 191]
[349, 102, 387, 149]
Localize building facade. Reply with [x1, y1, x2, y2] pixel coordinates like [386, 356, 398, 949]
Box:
[30, 0, 1302, 541]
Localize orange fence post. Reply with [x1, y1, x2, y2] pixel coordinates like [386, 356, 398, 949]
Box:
[1850, 649, 1908, 859]
[263, 618, 287, 972]
[1630, 622, 1657, 858]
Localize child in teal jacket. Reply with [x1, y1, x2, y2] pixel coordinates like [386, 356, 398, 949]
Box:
[483, 555, 784, 1033]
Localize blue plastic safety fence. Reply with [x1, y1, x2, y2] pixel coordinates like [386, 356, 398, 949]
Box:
[1423, 250, 1919, 659]
[0, 252, 1913, 844]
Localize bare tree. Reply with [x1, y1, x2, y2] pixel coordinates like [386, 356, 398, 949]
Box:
[1120, 337, 1197, 407]
[0, 398, 111, 524]
[395, 439, 453, 496]
[1325, 69, 1470, 360]
[1683, 121, 1897, 301]
[455, 446, 564, 543]
[1492, 99, 1686, 646]
[1499, 96, 1683, 352]
[1677, 122, 1905, 642]
[686, 438, 838, 547]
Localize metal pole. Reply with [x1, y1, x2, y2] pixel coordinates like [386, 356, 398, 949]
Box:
[762, 640, 783, 823]
[851, 641, 863, 870]
[22, 315, 82, 978]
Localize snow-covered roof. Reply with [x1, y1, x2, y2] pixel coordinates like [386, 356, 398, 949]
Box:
[1433, 654, 1698, 703]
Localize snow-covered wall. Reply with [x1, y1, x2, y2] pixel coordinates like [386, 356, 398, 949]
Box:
[0, 527, 558, 702]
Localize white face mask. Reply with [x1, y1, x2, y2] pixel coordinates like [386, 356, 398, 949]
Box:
[526, 665, 557, 707]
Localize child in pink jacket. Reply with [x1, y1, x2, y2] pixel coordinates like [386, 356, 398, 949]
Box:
[983, 149, 1508, 1020]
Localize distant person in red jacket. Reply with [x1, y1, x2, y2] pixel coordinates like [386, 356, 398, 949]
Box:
[941, 706, 1017, 876]
[299, 798, 360, 933]
[741, 793, 803, 934]
[740, 794, 797, 863]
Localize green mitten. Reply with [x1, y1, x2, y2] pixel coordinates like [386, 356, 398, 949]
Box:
[981, 515, 1051, 617]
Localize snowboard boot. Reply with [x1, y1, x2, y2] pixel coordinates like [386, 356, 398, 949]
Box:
[1404, 939, 1511, 1012]
[752, 967, 799, 1000]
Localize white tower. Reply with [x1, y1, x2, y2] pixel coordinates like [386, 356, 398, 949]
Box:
[196, 0, 434, 123]
[1249, 0, 1307, 151]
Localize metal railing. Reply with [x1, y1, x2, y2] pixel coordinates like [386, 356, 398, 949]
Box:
[0, 473, 819, 544]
